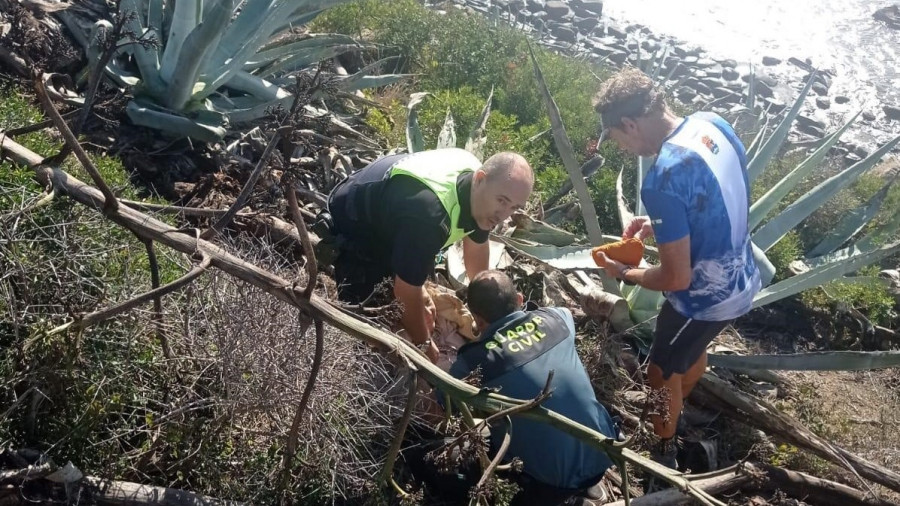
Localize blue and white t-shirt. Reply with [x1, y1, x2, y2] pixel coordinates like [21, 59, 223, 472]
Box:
[641, 112, 761, 321]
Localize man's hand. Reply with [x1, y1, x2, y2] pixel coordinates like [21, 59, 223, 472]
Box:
[395, 277, 439, 363]
[623, 216, 654, 240]
[598, 252, 628, 280]
[424, 340, 439, 363]
[424, 289, 437, 333]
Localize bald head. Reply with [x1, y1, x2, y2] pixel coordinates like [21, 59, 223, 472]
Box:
[470, 152, 534, 230]
[467, 270, 520, 324]
[482, 152, 534, 185]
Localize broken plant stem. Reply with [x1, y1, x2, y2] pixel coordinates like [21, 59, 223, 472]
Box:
[33, 73, 119, 212]
[48, 251, 211, 335]
[285, 182, 318, 298]
[143, 238, 172, 360]
[282, 318, 325, 480]
[202, 131, 281, 239]
[381, 370, 418, 489]
[472, 417, 512, 506]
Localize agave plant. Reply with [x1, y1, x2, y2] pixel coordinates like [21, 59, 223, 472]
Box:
[514, 48, 900, 367]
[405, 86, 494, 159]
[70, 0, 406, 141]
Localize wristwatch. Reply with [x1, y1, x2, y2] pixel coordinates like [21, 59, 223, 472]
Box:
[417, 339, 432, 351]
[619, 266, 633, 279]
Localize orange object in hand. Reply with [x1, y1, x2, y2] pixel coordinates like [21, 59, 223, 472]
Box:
[592, 238, 644, 267]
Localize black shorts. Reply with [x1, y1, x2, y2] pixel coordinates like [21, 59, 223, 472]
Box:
[333, 239, 391, 304]
[649, 301, 731, 380]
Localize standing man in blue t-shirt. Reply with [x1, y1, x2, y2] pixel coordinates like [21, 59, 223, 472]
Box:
[451, 270, 616, 505]
[592, 68, 761, 471]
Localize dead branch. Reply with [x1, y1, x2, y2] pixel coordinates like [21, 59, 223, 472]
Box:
[696, 373, 900, 494]
[282, 319, 324, 479]
[0, 136, 730, 506]
[143, 239, 171, 360]
[59, 251, 211, 333]
[741, 461, 896, 506]
[84, 476, 246, 505]
[284, 182, 317, 298]
[473, 418, 512, 505]
[33, 72, 119, 212]
[202, 131, 281, 240]
[381, 370, 419, 488]
[605, 466, 750, 506]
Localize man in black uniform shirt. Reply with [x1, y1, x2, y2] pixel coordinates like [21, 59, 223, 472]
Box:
[327, 148, 533, 362]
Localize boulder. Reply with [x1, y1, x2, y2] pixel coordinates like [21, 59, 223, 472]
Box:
[874, 5, 900, 30]
[812, 82, 828, 96]
[863, 111, 877, 121]
[721, 59, 738, 68]
[834, 95, 851, 105]
[705, 64, 724, 78]
[549, 22, 577, 42]
[526, 0, 546, 10]
[606, 23, 627, 39]
[722, 68, 740, 81]
[795, 114, 827, 131]
[885, 105, 900, 121]
[571, 0, 603, 15]
[574, 16, 600, 32]
[676, 87, 697, 102]
[764, 97, 786, 113]
[762, 55, 782, 66]
[816, 97, 831, 110]
[544, 0, 571, 20]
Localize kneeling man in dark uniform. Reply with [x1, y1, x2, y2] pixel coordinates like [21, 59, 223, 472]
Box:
[327, 149, 533, 363]
[450, 270, 617, 505]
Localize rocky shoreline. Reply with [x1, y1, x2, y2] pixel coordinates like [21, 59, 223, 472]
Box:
[437, 0, 900, 166]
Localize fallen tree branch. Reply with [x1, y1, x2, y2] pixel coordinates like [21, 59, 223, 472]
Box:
[143, 238, 172, 360]
[1, 136, 728, 506]
[742, 461, 896, 506]
[696, 373, 900, 494]
[606, 466, 750, 506]
[49, 251, 211, 335]
[84, 476, 245, 505]
[285, 182, 317, 298]
[33, 72, 118, 213]
[282, 319, 325, 483]
[381, 370, 419, 492]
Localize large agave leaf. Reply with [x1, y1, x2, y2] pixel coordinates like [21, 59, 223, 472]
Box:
[528, 43, 604, 245]
[753, 238, 900, 307]
[436, 108, 457, 149]
[747, 72, 817, 184]
[806, 171, 900, 257]
[119, 0, 163, 95]
[225, 71, 292, 102]
[708, 351, 900, 371]
[256, 45, 358, 79]
[203, 0, 279, 73]
[753, 132, 900, 251]
[744, 106, 771, 161]
[335, 57, 408, 92]
[406, 92, 430, 154]
[636, 155, 651, 216]
[159, 0, 201, 84]
[616, 166, 634, 231]
[464, 86, 493, 161]
[126, 100, 226, 142]
[749, 111, 861, 230]
[165, 0, 234, 111]
[745, 64, 755, 111]
[246, 34, 359, 70]
[752, 241, 776, 287]
[498, 236, 624, 270]
[147, 0, 164, 34]
[856, 198, 900, 251]
[508, 214, 579, 247]
[621, 283, 664, 335]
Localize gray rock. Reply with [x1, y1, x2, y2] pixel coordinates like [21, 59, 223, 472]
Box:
[796, 114, 827, 131]
[544, 0, 571, 20]
[641, 39, 661, 53]
[834, 95, 851, 105]
[711, 87, 738, 100]
[812, 82, 828, 96]
[574, 16, 599, 32]
[685, 78, 711, 96]
[682, 55, 699, 65]
[705, 64, 724, 78]
[874, 5, 900, 30]
[884, 105, 900, 121]
[863, 111, 877, 121]
[549, 22, 577, 42]
[721, 59, 738, 68]
[722, 68, 740, 81]
[676, 87, 697, 102]
[762, 56, 782, 66]
[755, 80, 774, 98]
[756, 74, 777, 87]
[606, 50, 628, 64]
[574, 0, 603, 15]
[526, 0, 546, 10]
[816, 97, 831, 110]
[606, 23, 627, 39]
[696, 58, 718, 68]
[788, 57, 815, 73]
[844, 153, 863, 166]
[797, 122, 826, 138]
[764, 97, 786, 113]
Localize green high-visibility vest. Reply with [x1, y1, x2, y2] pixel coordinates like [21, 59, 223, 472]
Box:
[389, 149, 481, 248]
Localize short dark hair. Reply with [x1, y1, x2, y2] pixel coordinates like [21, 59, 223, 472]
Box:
[467, 270, 519, 324]
[593, 67, 667, 130]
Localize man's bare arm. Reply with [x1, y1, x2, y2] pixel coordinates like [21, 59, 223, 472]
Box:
[394, 276, 439, 362]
